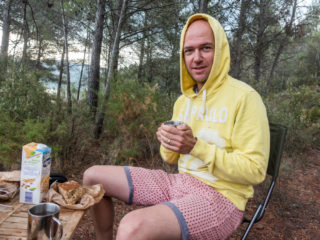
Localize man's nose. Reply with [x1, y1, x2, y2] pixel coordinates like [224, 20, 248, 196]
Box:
[194, 49, 202, 62]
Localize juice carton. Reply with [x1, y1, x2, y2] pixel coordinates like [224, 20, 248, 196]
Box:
[19, 142, 51, 204]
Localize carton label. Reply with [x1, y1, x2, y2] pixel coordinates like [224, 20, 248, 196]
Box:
[20, 142, 51, 204]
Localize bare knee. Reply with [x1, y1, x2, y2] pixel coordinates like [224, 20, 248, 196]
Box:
[83, 165, 101, 186]
[116, 211, 145, 240]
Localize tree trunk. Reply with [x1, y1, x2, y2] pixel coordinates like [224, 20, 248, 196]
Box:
[138, 12, 147, 82]
[0, 0, 12, 79]
[232, 0, 248, 79]
[36, 38, 43, 68]
[145, 10, 153, 83]
[254, 0, 266, 83]
[146, 30, 153, 83]
[199, 0, 208, 13]
[138, 37, 146, 82]
[94, 0, 128, 139]
[111, 0, 123, 77]
[112, 39, 121, 79]
[21, 0, 29, 67]
[60, 0, 72, 114]
[77, 30, 89, 101]
[267, 0, 297, 89]
[28, 1, 40, 68]
[87, 0, 107, 118]
[57, 44, 65, 102]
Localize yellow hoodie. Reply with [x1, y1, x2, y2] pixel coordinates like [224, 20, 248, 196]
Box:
[160, 14, 270, 211]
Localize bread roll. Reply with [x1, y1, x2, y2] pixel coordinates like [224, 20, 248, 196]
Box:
[58, 180, 84, 205]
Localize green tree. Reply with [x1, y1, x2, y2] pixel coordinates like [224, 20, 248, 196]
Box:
[0, 0, 12, 79]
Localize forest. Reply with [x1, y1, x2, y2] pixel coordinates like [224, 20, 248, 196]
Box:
[0, 0, 319, 239]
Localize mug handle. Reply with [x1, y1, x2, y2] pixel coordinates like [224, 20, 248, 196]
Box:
[50, 217, 63, 240]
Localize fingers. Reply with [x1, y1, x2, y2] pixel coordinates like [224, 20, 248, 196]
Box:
[161, 130, 196, 154]
[156, 126, 162, 141]
[157, 122, 194, 150]
[157, 121, 196, 154]
[162, 142, 177, 152]
[160, 132, 175, 146]
[162, 124, 181, 133]
[161, 136, 180, 152]
[156, 125, 172, 145]
[162, 125, 192, 139]
[156, 125, 175, 148]
[160, 126, 181, 144]
[176, 123, 190, 131]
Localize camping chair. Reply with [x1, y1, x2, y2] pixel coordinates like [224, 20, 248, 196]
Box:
[241, 123, 288, 240]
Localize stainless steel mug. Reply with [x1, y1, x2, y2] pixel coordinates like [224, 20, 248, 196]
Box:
[164, 120, 183, 126]
[28, 202, 63, 240]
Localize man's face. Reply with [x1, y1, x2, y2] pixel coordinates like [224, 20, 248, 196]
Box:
[183, 20, 215, 90]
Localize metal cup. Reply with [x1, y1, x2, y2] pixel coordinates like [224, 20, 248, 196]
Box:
[164, 120, 183, 126]
[28, 202, 63, 240]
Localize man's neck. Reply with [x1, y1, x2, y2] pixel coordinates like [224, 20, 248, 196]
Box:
[193, 84, 198, 93]
[194, 84, 204, 93]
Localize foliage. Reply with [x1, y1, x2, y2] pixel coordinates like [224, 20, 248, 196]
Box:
[102, 77, 175, 165]
[292, 32, 320, 87]
[265, 85, 320, 153]
[0, 70, 46, 165]
[0, 114, 23, 165]
[0, 68, 91, 170]
[0, 70, 52, 122]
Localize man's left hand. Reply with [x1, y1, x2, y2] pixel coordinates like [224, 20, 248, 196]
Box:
[156, 123, 197, 154]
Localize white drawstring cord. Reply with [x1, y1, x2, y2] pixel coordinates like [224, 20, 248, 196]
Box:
[184, 98, 191, 123]
[201, 89, 206, 115]
[184, 88, 206, 123]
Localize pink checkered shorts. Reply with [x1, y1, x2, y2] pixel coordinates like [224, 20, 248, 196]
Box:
[124, 166, 243, 240]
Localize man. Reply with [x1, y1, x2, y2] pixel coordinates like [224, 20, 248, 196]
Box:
[83, 13, 270, 240]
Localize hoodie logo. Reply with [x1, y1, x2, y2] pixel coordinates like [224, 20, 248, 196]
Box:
[178, 105, 228, 123]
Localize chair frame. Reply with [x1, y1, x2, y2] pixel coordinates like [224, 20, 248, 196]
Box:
[241, 123, 288, 240]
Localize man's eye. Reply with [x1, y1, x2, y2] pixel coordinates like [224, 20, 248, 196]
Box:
[203, 46, 211, 51]
[184, 49, 193, 54]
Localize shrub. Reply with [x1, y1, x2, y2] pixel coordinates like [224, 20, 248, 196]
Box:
[265, 85, 320, 153]
[0, 70, 52, 122]
[0, 113, 23, 166]
[0, 70, 51, 166]
[0, 69, 91, 170]
[102, 79, 176, 165]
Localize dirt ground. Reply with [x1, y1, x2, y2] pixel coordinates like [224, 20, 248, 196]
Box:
[71, 147, 320, 240]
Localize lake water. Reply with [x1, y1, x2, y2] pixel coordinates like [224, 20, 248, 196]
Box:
[42, 62, 90, 96]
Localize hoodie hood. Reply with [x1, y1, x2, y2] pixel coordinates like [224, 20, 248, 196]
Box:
[180, 14, 230, 98]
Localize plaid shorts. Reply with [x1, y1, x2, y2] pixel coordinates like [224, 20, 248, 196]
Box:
[124, 166, 243, 240]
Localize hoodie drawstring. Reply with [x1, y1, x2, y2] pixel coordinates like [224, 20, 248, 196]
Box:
[184, 89, 207, 123]
[201, 89, 206, 116]
[184, 98, 191, 123]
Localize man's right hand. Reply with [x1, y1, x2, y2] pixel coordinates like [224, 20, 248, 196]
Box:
[156, 123, 197, 154]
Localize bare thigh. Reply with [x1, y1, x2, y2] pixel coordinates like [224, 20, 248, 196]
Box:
[83, 165, 130, 202]
[117, 204, 181, 240]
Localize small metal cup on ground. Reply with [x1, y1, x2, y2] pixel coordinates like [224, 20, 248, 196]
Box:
[28, 202, 63, 240]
